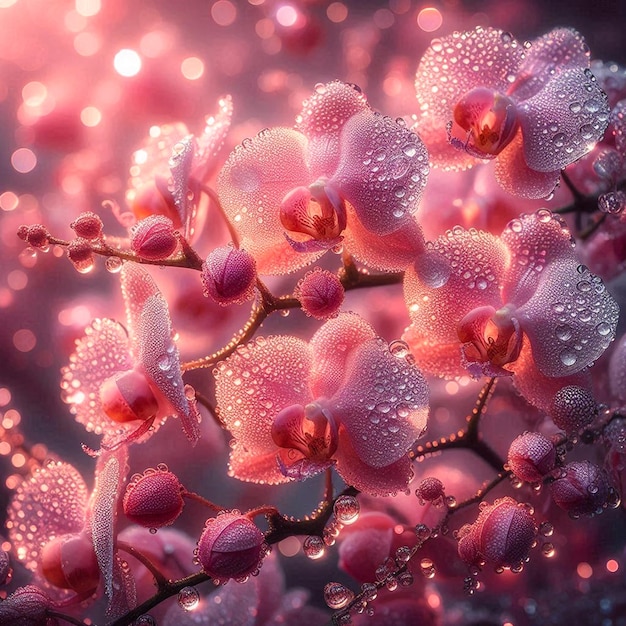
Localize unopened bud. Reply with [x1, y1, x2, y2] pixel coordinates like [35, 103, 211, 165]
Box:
[550, 385, 597, 432]
[507, 432, 556, 483]
[67, 238, 95, 273]
[71, 212, 104, 240]
[201, 246, 257, 306]
[295, 267, 345, 319]
[551, 460, 611, 516]
[130, 215, 179, 261]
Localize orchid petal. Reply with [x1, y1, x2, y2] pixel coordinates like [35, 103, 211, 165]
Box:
[218, 127, 322, 274]
[518, 68, 610, 172]
[516, 259, 618, 377]
[296, 81, 369, 178]
[332, 111, 429, 235]
[331, 338, 428, 468]
[228, 441, 291, 485]
[168, 134, 195, 239]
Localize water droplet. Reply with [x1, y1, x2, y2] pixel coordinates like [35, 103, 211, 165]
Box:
[361, 582, 377, 601]
[324, 582, 354, 609]
[510, 219, 523, 233]
[559, 349, 577, 366]
[569, 101, 582, 113]
[134, 615, 156, 626]
[333, 495, 360, 525]
[552, 133, 566, 148]
[158, 354, 172, 371]
[105, 256, 123, 273]
[178, 586, 200, 611]
[555, 324, 573, 341]
[541, 542, 555, 557]
[303, 535, 325, 560]
[415, 524, 431, 541]
[389, 340, 410, 358]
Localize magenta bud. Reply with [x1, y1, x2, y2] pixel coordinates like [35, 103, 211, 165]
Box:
[17, 225, 29, 241]
[25, 224, 50, 248]
[0, 585, 54, 624]
[550, 385, 597, 432]
[551, 460, 611, 517]
[196, 512, 266, 581]
[507, 432, 556, 483]
[67, 238, 95, 273]
[465, 497, 536, 569]
[130, 215, 179, 261]
[457, 524, 479, 565]
[415, 476, 445, 503]
[70, 212, 104, 240]
[201, 246, 257, 306]
[295, 267, 345, 319]
[123, 466, 185, 528]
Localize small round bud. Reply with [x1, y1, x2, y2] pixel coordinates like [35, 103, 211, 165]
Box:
[100, 367, 159, 423]
[201, 246, 257, 306]
[294, 267, 345, 319]
[461, 497, 536, 569]
[17, 225, 29, 241]
[67, 238, 95, 273]
[124, 467, 185, 528]
[507, 432, 556, 483]
[70, 212, 104, 240]
[0, 585, 54, 625]
[598, 190, 626, 215]
[40, 533, 100, 595]
[415, 476, 445, 504]
[130, 215, 178, 261]
[196, 512, 266, 581]
[550, 386, 597, 432]
[26, 224, 50, 249]
[551, 460, 611, 517]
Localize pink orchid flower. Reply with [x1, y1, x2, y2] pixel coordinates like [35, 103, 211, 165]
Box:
[117, 95, 233, 241]
[414, 27, 610, 198]
[7, 450, 135, 619]
[403, 210, 618, 411]
[61, 263, 201, 448]
[214, 313, 429, 496]
[217, 81, 429, 274]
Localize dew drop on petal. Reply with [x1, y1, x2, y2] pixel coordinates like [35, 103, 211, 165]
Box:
[178, 586, 200, 611]
[324, 582, 355, 609]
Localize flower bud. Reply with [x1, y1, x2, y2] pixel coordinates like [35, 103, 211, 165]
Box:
[550, 385, 597, 432]
[462, 497, 536, 569]
[507, 432, 556, 483]
[99, 367, 159, 423]
[0, 585, 54, 625]
[124, 466, 185, 528]
[130, 215, 178, 261]
[17, 225, 29, 241]
[67, 238, 95, 273]
[295, 267, 345, 319]
[70, 212, 104, 240]
[25, 224, 50, 249]
[196, 512, 266, 581]
[201, 246, 256, 306]
[551, 460, 611, 517]
[40, 533, 100, 595]
[415, 476, 445, 504]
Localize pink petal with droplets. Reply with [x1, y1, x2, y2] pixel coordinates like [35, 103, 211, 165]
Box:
[493, 130, 560, 198]
[107, 554, 137, 620]
[343, 206, 426, 272]
[510, 28, 591, 101]
[330, 338, 428, 468]
[500, 210, 575, 305]
[227, 441, 290, 485]
[61, 318, 134, 436]
[515, 258, 618, 377]
[120, 263, 159, 355]
[215, 336, 313, 452]
[296, 81, 369, 178]
[88, 448, 128, 604]
[168, 134, 196, 239]
[138, 294, 201, 444]
[415, 28, 524, 127]
[404, 228, 507, 344]
[308, 312, 377, 399]
[509, 341, 592, 412]
[331, 111, 429, 235]
[609, 333, 626, 402]
[518, 68, 610, 172]
[218, 127, 322, 274]
[413, 116, 477, 171]
[8, 462, 88, 573]
[334, 429, 414, 496]
[194, 95, 234, 183]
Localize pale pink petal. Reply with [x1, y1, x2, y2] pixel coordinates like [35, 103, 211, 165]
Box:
[61, 318, 134, 436]
[296, 81, 369, 178]
[88, 448, 128, 604]
[107, 555, 137, 620]
[344, 208, 426, 271]
[309, 313, 377, 399]
[331, 111, 429, 234]
[138, 294, 201, 444]
[510, 28, 591, 101]
[413, 115, 477, 170]
[330, 338, 428, 468]
[7, 461, 88, 572]
[403, 228, 508, 345]
[215, 335, 312, 452]
[402, 324, 467, 379]
[494, 129, 560, 198]
[194, 95, 234, 182]
[518, 68, 610, 172]
[120, 263, 159, 355]
[334, 429, 414, 496]
[509, 341, 592, 412]
[228, 441, 289, 485]
[515, 259, 618, 377]
[500, 210, 576, 305]
[217, 127, 322, 274]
